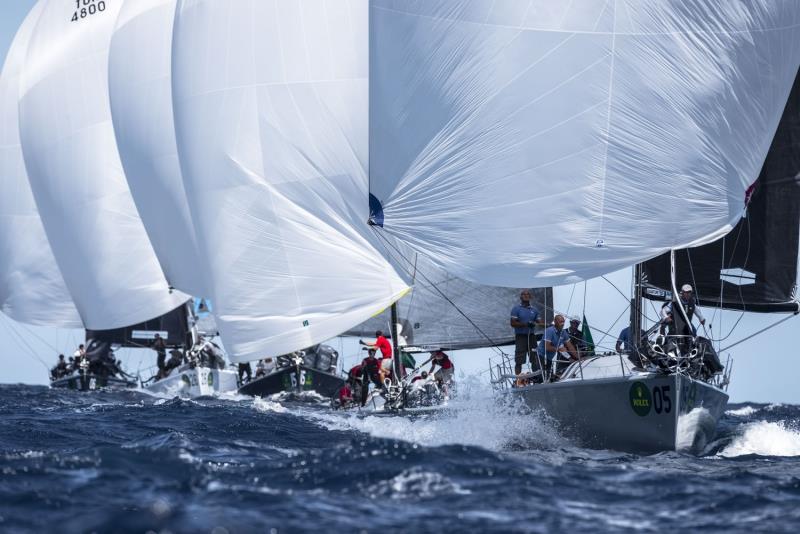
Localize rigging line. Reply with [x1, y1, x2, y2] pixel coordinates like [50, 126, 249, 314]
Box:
[0, 314, 50, 371]
[719, 313, 797, 352]
[582, 280, 587, 319]
[13, 320, 62, 354]
[591, 305, 629, 348]
[565, 283, 576, 316]
[370, 228, 507, 356]
[601, 275, 629, 303]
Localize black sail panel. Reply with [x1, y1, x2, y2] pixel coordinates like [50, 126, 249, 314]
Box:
[642, 72, 800, 313]
[85, 302, 191, 347]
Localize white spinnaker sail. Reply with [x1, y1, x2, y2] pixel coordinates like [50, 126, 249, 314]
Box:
[369, 0, 800, 287]
[0, 1, 80, 327]
[171, 0, 408, 362]
[109, 0, 207, 298]
[18, 0, 188, 329]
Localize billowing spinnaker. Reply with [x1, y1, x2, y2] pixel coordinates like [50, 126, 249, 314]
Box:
[0, 1, 81, 327]
[18, 0, 188, 329]
[172, 0, 408, 362]
[109, 0, 207, 298]
[369, 0, 800, 286]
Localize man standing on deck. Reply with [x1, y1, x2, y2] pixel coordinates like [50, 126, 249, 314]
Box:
[661, 284, 706, 337]
[537, 315, 578, 378]
[566, 317, 587, 357]
[510, 290, 544, 384]
[361, 330, 393, 382]
[152, 333, 167, 379]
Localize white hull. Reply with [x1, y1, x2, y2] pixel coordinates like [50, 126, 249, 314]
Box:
[142, 367, 238, 398]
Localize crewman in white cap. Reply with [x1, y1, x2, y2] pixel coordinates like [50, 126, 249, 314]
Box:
[661, 283, 705, 336]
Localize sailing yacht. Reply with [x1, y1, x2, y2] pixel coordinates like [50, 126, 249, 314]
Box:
[366, 2, 800, 451]
[0, 0, 238, 396]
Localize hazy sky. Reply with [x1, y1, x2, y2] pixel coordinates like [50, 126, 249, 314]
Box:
[1, 0, 798, 403]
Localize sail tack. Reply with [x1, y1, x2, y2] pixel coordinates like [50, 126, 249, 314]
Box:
[642, 71, 800, 313]
[368, 0, 800, 287]
[109, 0, 208, 298]
[0, 1, 81, 327]
[18, 0, 188, 329]
[171, 0, 408, 362]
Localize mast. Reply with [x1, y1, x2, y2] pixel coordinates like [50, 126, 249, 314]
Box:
[631, 263, 643, 353]
[390, 302, 401, 382]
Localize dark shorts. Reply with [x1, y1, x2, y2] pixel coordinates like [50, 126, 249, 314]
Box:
[514, 334, 537, 366]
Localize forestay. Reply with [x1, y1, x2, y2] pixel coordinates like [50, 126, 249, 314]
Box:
[18, 0, 188, 329]
[642, 70, 800, 314]
[109, 0, 207, 297]
[368, 0, 800, 287]
[171, 0, 408, 362]
[0, 1, 81, 327]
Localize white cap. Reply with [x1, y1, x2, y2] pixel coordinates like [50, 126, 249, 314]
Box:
[681, 284, 693, 292]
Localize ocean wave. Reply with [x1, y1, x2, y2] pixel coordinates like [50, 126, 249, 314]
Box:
[719, 421, 800, 457]
[367, 468, 471, 498]
[726, 406, 758, 417]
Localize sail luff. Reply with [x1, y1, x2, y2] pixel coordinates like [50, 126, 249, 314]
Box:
[109, 0, 209, 298]
[17, 0, 189, 330]
[0, 1, 81, 327]
[171, 0, 409, 363]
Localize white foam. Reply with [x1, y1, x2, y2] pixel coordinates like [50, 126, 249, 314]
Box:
[304, 381, 566, 451]
[252, 397, 288, 414]
[725, 406, 758, 417]
[720, 421, 800, 457]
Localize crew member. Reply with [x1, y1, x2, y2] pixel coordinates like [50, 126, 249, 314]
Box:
[51, 354, 68, 379]
[238, 362, 252, 383]
[566, 317, 587, 357]
[661, 284, 706, 337]
[336, 382, 354, 409]
[354, 349, 383, 406]
[537, 315, 578, 378]
[510, 290, 544, 383]
[152, 334, 167, 379]
[362, 330, 393, 382]
[429, 350, 454, 385]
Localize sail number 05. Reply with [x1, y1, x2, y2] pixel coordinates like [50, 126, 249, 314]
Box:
[652, 385, 672, 414]
[71, 0, 106, 22]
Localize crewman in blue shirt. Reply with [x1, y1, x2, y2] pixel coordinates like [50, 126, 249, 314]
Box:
[537, 314, 578, 379]
[510, 290, 544, 382]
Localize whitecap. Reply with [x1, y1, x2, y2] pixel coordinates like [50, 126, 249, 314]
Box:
[725, 406, 758, 417]
[253, 397, 288, 414]
[719, 421, 800, 457]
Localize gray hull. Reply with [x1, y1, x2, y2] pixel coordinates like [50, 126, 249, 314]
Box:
[509, 373, 728, 454]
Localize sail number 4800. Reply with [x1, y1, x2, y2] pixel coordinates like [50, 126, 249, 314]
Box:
[71, 0, 106, 23]
[652, 385, 672, 414]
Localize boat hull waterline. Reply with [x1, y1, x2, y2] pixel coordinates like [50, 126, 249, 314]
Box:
[509, 373, 728, 454]
[50, 373, 136, 391]
[143, 367, 238, 398]
[238, 365, 344, 398]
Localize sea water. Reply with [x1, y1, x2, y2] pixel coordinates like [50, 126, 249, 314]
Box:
[1, 381, 800, 533]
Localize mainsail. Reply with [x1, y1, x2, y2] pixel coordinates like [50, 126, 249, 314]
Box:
[347, 249, 553, 349]
[642, 71, 800, 313]
[368, 1, 800, 287]
[171, 0, 408, 362]
[17, 0, 188, 329]
[0, 0, 81, 327]
[109, 0, 207, 298]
